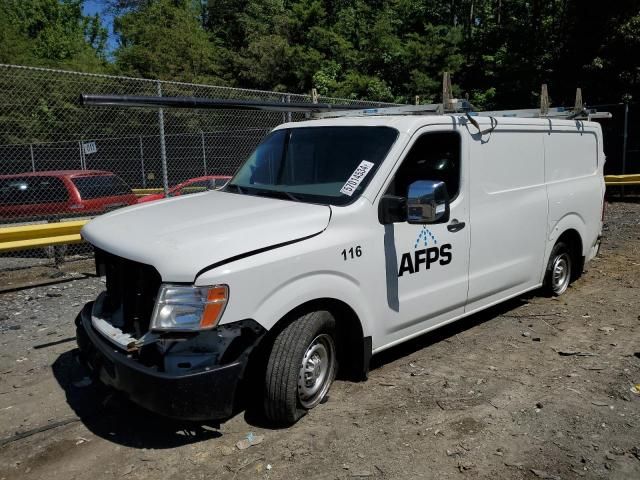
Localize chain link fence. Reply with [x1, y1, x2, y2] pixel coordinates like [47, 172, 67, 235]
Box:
[0, 64, 395, 270]
[2, 64, 635, 272]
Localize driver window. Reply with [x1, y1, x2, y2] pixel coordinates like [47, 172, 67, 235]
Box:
[386, 131, 460, 199]
[247, 130, 286, 185]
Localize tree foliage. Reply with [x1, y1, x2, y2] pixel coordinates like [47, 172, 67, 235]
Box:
[115, 0, 224, 83]
[1, 0, 639, 106]
[0, 0, 108, 71]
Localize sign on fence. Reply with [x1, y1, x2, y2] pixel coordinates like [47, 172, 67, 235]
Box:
[82, 141, 97, 155]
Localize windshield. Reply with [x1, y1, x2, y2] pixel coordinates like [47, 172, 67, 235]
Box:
[228, 126, 398, 206]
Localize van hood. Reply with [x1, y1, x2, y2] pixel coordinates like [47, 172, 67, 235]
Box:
[82, 190, 331, 282]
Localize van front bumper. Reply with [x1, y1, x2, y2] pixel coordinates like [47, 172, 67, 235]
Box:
[75, 303, 263, 421]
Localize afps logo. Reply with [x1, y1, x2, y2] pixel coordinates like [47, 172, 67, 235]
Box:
[398, 226, 452, 277]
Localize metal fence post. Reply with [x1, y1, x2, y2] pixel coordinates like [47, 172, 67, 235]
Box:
[29, 144, 35, 172]
[201, 130, 208, 175]
[48, 217, 65, 267]
[287, 94, 292, 123]
[78, 141, 84, 170]
[621, 96, 630, 199]
[281, 96, 286, 124]
[157, 81, 169, 195]
[139, 135, 146, 188]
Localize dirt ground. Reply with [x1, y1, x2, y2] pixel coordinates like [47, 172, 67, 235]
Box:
[0, 201, 639, 480]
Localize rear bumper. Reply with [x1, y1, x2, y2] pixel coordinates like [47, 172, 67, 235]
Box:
[587, 234, 602, 262]
[76, 303, 258, 421]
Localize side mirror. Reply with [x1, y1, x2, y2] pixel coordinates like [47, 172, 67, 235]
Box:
[406, 180, 449, 224]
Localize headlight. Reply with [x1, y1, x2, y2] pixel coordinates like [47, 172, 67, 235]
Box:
[150, 284, 229, 331]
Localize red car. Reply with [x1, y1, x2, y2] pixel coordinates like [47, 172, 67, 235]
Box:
[137, 175, 231, 203]
[0, 170, 138, 220]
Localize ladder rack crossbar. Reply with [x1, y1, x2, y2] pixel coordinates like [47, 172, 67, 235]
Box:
[314, 102, 611, 120]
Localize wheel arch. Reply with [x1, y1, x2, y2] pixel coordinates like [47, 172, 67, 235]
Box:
[544, 214, 587, 282]
[555, 228, 584, 279]
[548, 214, 587, 255]
[274, 298, 370, 381]
[244, 296, 371, 392]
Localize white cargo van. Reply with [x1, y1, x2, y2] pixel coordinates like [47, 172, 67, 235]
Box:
[76, 110, 605, 425]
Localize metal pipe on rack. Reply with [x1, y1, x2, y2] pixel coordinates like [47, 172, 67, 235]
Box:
[80, 94, 363, 112]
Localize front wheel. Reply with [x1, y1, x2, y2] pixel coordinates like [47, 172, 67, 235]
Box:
[264, 311, 337, 426]
[544, 241, 572, 296]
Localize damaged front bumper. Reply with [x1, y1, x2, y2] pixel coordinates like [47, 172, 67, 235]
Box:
[75, 301, 265, 421]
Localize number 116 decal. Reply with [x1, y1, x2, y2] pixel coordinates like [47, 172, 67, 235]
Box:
[341, 246, 362, 261]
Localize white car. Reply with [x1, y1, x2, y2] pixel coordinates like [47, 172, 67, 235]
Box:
[76, 112, 605, 425]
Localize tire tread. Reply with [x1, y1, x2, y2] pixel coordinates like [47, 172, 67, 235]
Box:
[264, 311, 335, 425]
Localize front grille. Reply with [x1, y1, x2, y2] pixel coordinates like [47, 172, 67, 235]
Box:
[95, 247, 162, 337]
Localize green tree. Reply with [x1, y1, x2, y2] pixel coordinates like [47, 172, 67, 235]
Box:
[0, 0, 108, 71]
[115, 0, 224, 83]
[4, 0, 639, 109]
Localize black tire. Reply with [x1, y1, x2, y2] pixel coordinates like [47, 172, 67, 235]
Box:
[543, 241, 572, 296]
[264, 311, 337, 426]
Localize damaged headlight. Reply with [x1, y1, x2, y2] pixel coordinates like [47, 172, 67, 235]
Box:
[150, 284, 229, 331]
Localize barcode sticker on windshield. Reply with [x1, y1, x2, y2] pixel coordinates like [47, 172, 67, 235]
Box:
[340, 160, 375, 196]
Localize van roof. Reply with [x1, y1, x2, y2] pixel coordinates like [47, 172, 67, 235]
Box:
[276, 115, 603, 135]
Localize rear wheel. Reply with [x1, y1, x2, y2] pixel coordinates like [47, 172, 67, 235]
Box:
[544, 241, 572, 296]
[264, 311, 337, 426]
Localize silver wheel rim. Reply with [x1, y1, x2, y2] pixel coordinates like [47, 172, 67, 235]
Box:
[298, 333, 335, 409]
[551, 253, 571, 295]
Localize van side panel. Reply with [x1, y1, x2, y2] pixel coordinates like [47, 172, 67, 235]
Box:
[543, 128, 602, 268]
[466, 130, 548, 311]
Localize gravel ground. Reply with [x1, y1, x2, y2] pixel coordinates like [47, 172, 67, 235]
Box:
[0, 201, 639, 480]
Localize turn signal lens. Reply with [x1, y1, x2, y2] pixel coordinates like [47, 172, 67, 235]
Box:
[201, 286, 229, 328]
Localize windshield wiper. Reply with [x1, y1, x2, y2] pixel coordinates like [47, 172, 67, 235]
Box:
[250, 188, 301, 202]
[226, 183, 246, 194]
[226, 183, 301, 202]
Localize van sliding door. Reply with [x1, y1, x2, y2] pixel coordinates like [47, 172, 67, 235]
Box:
[466, 130, 548, 312]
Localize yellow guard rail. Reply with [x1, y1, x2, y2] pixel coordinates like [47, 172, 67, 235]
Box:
[0, 220, 88, 252]
[604, 174, 640, 186]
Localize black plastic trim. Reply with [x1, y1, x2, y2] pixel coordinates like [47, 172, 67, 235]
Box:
[362, 336, 373, 380]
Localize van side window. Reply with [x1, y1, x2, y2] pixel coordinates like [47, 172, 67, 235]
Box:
[386, 132, 460, 200]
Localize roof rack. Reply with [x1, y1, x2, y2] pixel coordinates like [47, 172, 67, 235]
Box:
[311, 101, 467, 119]
[314, 79, 611, 120]
[80, 74, 611, 120]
